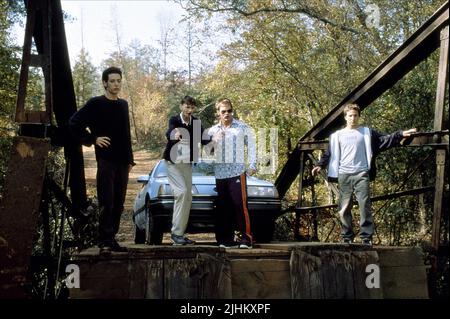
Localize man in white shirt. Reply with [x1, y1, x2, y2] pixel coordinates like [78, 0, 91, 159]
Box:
[312, 103, 416, 246]
[207, 98, 257, 249]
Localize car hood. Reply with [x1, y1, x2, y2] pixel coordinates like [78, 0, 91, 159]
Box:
[155, 175, 274, 187]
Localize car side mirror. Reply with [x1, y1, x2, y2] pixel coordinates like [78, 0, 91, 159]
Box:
[137, 175, 149, 184]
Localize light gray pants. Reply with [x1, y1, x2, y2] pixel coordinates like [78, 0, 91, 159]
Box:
[165, 160, 192, 236]
[337, 171, 373, 240]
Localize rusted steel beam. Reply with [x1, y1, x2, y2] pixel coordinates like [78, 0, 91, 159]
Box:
[431, 25, 449, 251]
[293, 186, 435, 212]
[294, 152, 306, 240]
[304, 3, 449, 141]
[17, 0, 87, 211]
[0, 137, 50, 298]
[49, 0, 87, 212]
[298, 140, 329, 151]
[297, 131, 448, 151]
[15, 0, 52, 124]
[275, 3, 449, 198]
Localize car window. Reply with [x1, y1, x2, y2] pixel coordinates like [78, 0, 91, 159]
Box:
[193, 164, 215, 176]
[154, 162, 167, 177]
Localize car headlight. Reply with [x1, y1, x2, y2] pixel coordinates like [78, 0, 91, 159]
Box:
[158, 184, 199, 196]
[158, 184, 173, 196]
[247, 186, 278, 198]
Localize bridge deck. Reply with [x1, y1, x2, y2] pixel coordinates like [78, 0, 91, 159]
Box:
[69, 242, 428, 299]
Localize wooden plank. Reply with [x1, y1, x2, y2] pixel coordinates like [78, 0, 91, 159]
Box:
[128, 260, 147, 298]
[128, 259, 164, 299]
[225, 247, 291, 259]
[376, 246, 426, 267]
[380, 266, 429, 299]
[196, 253, 232, 299]
[319, 250, 355, 299]
[144, 260, 164, 299]
[290, 248, 324, 298]
[164, 253, 229, 299]
[352, 251, 383, 299]
[319, 251, 339, 298]
[164, 258, 202, 299]
[70, 260, 130, 299]
[290, 250, 310, 298]
[231, 259, 291, 299]
[376, 247, 428, 298]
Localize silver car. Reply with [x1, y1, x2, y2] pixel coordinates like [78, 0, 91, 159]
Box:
[133, 160, 281, 244]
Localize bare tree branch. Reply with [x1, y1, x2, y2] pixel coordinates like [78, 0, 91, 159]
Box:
[177, 0, 362, 34]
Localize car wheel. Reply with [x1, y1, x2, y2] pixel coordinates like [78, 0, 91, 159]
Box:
[134, 224, 146, 244]
[252, 216, 275, 243]
[144, 201, 164, 245]
[148, 222, 164, 245]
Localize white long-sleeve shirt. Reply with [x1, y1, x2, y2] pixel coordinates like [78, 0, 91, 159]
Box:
[206, 119, 257, 179]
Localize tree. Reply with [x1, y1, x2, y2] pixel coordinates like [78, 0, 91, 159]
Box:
[176, 0, 446, 246]
[72, 48, 100, 108]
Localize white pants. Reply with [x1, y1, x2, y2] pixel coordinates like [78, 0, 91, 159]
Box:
[165, 160, 192, 236]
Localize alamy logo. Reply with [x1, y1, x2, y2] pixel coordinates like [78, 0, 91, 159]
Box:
[65, 264, 80, 289]
[365, 264, 380, 289]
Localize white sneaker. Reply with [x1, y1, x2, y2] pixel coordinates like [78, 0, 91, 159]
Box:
[219, 242, 238, 249]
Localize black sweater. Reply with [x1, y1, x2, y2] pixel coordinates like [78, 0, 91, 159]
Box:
[162, 114, 210, 163]
[69, 95, 134, 165]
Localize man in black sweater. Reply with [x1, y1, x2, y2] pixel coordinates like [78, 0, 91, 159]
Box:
[69, 66, 134, 255]
[162, 96, 209, 245]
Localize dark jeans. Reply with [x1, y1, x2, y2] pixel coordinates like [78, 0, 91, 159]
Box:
[96, 158, 129, 246]
[215, 173, 253, 245]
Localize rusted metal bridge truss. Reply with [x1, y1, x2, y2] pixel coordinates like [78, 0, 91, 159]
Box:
[276, 3, 449, 248]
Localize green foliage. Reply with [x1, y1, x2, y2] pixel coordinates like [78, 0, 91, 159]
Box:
[72, 49, 101, 108]
[0, 0, 25, 195]
[182, 0, 447, 248]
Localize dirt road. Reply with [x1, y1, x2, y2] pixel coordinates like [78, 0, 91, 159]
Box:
[82, 146, 215, 244]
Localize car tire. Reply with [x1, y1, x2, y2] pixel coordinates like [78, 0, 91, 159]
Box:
[144, 201, 164, 245]
[252, 216, 275, 243]
[148, 222, 164, 245]
[134, 224, 146, 244]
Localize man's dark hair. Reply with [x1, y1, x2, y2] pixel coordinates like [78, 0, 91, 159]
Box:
[181, 95, 197, 106]
[102, 66, 122, 83]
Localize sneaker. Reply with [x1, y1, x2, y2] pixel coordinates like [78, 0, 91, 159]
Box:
[171, 234, 195, 246]
[183, 237, 196, 245]
[99, 246, 111, 256]
[219, 242, 238, 249]
[238, 243, 252, 249]
[342, 238, 353, 244]
[111, 240, 127, 252]
[362, 238, 373, 246]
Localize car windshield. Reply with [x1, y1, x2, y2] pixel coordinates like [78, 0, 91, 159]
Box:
[153, 161, 215, 177]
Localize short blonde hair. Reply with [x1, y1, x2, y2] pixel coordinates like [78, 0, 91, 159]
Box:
[343, 103, 361, 116]
[215, 98, 233, 111]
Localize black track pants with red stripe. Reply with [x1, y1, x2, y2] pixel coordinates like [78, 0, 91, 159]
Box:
[215, 173, 253, 245]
